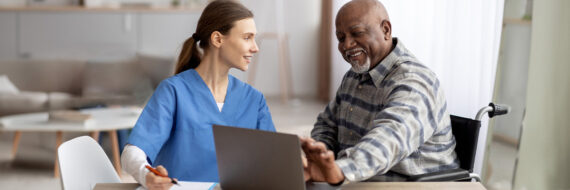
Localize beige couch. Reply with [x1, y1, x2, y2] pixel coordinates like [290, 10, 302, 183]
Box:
[0, 55, 175, 116]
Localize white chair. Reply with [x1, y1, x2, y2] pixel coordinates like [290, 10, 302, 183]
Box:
[58, 136, 121, 190]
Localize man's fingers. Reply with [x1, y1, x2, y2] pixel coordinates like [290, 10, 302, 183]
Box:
[321, 150, 335, 162]
[299, 136, 308, 143]
[300, 137, 316, 158]
[299, 137, 326, 154]
[303, 142, 328, 162]
[302, 155, 308, 168]
[304, 168, 311, 182]
[307, 141, 328, 153]
[312, 150, 335, 168]
[300, 137, 315, 149]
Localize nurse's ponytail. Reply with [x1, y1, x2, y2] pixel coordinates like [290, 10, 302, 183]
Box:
[175, 33, 201, 74]
[174, 0, 254, 74]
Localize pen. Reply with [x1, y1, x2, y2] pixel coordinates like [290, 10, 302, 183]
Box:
[145, 165, 179, 185]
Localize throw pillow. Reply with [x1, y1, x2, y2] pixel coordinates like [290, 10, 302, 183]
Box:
[0, 75, 20, 94]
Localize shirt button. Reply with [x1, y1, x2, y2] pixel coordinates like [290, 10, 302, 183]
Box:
[349, 107, 353, 112]
[358, 85, 362, 89]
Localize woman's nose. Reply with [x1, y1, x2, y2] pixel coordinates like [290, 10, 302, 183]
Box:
[251, 41, 259, 53]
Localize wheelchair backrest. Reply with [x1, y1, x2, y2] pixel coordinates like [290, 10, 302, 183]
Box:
[450, 115, 481, 172]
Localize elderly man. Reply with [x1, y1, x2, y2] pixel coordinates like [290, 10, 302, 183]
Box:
[301, 0, 458, 184]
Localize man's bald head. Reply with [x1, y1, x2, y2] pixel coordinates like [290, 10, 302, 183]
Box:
[335, 0, 393, 73]
[336, 0, 389, 26]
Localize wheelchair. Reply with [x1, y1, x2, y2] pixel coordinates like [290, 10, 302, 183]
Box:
[407, 103, 510, 182]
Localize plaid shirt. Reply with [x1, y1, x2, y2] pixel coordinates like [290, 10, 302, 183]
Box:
[312, 38, 458, 182]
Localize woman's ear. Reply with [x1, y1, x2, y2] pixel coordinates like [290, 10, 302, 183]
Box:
[210, 31, 224, 48]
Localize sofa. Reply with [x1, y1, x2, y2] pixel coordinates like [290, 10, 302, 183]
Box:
[0, 54, 175, 117]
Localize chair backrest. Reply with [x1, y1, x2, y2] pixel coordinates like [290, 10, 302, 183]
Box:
[450, 115, 481, 172]
[58, 136, 121, 190]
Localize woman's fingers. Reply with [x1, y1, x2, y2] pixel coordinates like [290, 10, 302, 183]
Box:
[156, 165, 169, 176]
[146, 169, 174, 190]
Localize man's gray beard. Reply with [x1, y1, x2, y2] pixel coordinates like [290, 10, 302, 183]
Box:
[350, 56, 371, 74]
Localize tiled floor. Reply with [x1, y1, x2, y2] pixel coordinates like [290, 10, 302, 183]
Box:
[0, 98, 517, 190]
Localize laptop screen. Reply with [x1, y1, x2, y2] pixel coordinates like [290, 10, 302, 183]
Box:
[213, 125, 306, 190]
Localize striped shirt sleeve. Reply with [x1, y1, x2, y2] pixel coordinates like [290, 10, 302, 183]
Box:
[312, 88, 342, 153]
[335, 72, 442, 181]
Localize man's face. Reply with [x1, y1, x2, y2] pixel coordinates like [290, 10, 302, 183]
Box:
[336, 8, 389, 73]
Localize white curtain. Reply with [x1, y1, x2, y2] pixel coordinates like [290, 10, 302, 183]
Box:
[330, 0, 505, 176]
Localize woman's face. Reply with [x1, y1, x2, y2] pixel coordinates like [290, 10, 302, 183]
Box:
[219, 18, 259, 71]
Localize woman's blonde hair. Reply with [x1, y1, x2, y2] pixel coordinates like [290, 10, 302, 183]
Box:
[175, 0, 254, 74]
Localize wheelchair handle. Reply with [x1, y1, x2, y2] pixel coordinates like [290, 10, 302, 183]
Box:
[475, 103, 511, 121]
[488, 103, 510, 118]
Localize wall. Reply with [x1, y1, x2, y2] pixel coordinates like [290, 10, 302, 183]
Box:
[0, 0, 321, 98]
[0, 12, 17, 60]
[492, 0, 533, 142]
[329, 0, 350, 98]
[18, 12, 138, 61]
[492, 24, 532, 142]
[137, 12, 200, 56]
[513, 0, 570, 189]
[237, 0, 321, 98]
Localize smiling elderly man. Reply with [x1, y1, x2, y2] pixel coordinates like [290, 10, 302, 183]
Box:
[301, 0, 458, 184]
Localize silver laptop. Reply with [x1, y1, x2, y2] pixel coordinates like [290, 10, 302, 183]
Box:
[213, 125, 307, 190]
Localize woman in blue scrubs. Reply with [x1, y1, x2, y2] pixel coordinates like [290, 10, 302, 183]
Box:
[121, 1, 275, 189]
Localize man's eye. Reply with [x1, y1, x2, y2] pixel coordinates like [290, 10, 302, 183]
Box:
[337, 36, 345, 42]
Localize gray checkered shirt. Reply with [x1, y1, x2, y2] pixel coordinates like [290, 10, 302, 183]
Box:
[312, 38, 459, 182]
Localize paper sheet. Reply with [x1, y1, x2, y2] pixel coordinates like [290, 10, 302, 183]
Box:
[135, 182, 217, 190]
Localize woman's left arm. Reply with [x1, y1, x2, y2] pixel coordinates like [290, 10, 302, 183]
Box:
[256, 94, 276, 132]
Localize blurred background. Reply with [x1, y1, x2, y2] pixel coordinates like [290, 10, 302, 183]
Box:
[0, 0, 568, 190]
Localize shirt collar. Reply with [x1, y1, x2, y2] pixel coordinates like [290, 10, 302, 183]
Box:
[367, 38, 412, 88]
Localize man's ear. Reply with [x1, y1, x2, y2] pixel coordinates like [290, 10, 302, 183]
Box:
[210, 31, 224, 48]
[381, 20, 392, 40]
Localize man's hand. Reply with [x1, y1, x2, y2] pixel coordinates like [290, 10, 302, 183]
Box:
[300, 137, 345, 184]
[145, 165, 175, 190]
[302, 153, 327, 182]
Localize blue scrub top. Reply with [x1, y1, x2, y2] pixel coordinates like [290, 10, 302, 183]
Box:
[128, 69, 275, 182]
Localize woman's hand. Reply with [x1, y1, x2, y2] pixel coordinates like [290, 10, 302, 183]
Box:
[145, 165, 175, 190]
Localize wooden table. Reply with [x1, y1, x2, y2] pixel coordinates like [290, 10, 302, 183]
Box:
[0, 107, 142, 178]
[93, 182, 487, 190]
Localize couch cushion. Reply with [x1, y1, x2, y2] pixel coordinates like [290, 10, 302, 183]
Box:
[0, 75, 19, 94]
[0, 60, 86, 95]
[82, 60, 153, 105]
[48, 92, 76, 110]
[137, 54, 176, 88]
[0, 91, 48, 116]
